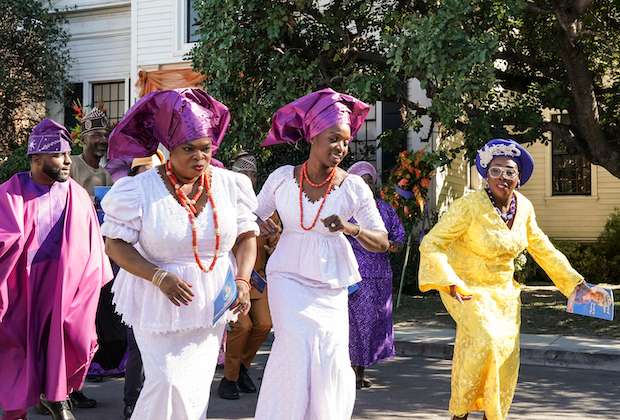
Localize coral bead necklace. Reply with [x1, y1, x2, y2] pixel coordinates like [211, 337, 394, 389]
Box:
[299, 161, 337, 231]
[165, 161, 220, 272]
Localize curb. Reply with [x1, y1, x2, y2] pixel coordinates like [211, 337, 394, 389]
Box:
[394, 340, 620, 372]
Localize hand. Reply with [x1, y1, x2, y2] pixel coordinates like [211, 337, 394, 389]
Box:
[258, 217, 281, 238]
[388, 241, 403, 253]
[577, 282, 610, 306]
[233, 280, 251, 315]
[449, 285, 472, 304]
[264, 242, 277, 255]
[158, 273, 194, 306]
[263, 230, 280, 255]
[321, 214, 356, 235]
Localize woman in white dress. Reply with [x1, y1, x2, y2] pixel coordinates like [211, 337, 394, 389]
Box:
[254, 88, 390, 420]
[101, 89, 258, 420]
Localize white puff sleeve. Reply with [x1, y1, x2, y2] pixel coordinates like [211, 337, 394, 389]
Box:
[233, 172, 260, 236]
[350, 175, 388, 233]
[256, 165, 291, 221]
[101, 176, 143, 244]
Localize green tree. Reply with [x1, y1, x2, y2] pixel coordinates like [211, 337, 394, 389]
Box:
[0, 0, 70, 163]
[388, 0, 620, 177]
[190, 0, 404, 178]
[191, 0, 620, 178]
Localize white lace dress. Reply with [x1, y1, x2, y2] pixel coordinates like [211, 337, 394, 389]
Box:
[253, 165, 387, 420]
[101, 167, 258, 420]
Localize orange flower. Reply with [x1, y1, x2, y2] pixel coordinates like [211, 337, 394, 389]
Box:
[398, 178, 409, 187]
[412, 168, 421, 178]
[420, 177, 431, 189]
[414, 150, 425, 165]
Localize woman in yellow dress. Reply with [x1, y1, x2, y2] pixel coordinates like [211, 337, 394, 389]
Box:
[418, 138, 605, 420]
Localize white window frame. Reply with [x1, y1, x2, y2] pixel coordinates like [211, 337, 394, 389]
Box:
[174, 0, 198, 57]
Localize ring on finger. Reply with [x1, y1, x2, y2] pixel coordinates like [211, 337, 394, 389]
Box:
[330, 222, 336, 228]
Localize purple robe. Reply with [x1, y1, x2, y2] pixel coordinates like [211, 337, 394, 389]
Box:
[0, 173, 112, 411]
[348, 199, 405, 367]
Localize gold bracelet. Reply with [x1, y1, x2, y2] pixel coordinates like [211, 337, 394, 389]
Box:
[152, 269, 168, 288]
[352, 224, 362, 238]
[151, 269, 162, 287]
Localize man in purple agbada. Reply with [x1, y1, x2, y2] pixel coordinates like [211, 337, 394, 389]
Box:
[0, 119, 113, 420]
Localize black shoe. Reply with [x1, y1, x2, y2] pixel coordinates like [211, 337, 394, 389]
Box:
[38, 396, 76, 420]
[217, 377, 240, 400]
[69, 390, 97, 408]
[123, 404, 135, 420]
[237, 364, 257, 393]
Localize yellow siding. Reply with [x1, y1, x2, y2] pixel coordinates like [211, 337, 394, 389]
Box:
[436, 133, 469, 211]
[519, 141, 620, 241]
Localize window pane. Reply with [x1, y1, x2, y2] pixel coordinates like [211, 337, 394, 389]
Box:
[187, 0, 200, 43]
[91, 81, 126, 125]
[351, 107, 378, 163]
[551, 115, 591, 196]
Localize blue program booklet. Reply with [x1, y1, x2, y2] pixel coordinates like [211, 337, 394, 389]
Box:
[212, 267, 238, 325]
[348, 283, 360, 295]
[567, 282, 614, 321]
[250, 270, 267, 293]
[93, 186, 111, 225]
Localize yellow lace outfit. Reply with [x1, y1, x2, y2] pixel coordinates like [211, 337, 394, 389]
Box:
[418, 190, 583, 420]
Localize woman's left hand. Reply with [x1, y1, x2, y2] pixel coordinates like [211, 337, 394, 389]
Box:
[233, 280, 251, 315]
[321, 214, 357, 235]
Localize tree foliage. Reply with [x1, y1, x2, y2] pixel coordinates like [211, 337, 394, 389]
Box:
[388, 0, 620, 176]
[0, 0, 70, 158]
[191, 0, 620, 179]
[190, 0, 403, 178]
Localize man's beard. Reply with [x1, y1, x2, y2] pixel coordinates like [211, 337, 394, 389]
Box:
[42, 163, 69, 182]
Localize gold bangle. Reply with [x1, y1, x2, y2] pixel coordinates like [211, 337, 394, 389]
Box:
[352, 224, 362, 238]
[152, 268, 168, 288]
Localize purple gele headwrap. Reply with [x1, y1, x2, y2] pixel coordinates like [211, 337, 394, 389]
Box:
[262, 88, 370, 147]
[107, 88, 230, 165]
[348, 161, 377, 183]
[27, 118, 72, 155]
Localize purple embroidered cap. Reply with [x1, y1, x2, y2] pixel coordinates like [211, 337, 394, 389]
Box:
[262, 88, 370, 146]
[27, 118, 72, 155]
[106, 88, 230, 165]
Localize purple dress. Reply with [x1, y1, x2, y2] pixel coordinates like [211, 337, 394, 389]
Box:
[348, 198, 405, 367]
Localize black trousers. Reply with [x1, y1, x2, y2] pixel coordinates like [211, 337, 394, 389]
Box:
[123, 327, 144, 406]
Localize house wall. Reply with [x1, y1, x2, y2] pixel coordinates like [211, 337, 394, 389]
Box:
[434, 134, 469, 213]
[66, 6, 131, 83]
[53, 0, 128, 9]
[131, 0, 195, 100]
[519, 141, 620, 241]
[47, 1, 131, 121]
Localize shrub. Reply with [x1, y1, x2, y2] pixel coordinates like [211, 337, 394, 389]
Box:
[515, 209, 620, 286]
[0, 144, 30, 182]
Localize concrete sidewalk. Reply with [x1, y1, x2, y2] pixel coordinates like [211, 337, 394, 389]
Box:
[394, 325, 620, 372]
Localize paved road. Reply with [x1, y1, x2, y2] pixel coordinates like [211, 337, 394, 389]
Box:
[27, 351, 620, 419]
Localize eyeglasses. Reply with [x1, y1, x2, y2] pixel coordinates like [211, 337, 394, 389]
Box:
[488, 166, 519, 180]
